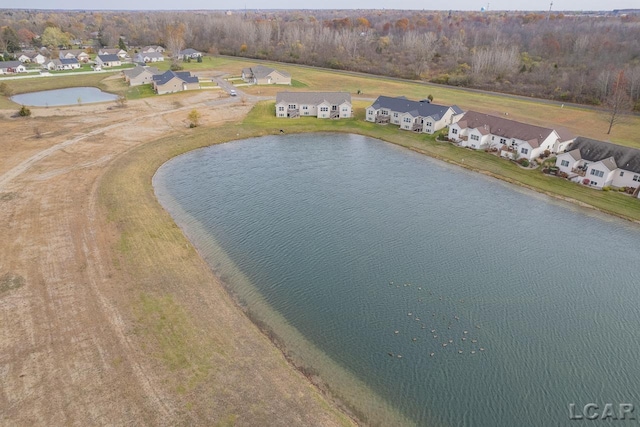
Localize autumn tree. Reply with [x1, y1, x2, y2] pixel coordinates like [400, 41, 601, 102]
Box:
[165, 22, 185, 64]
[41, 26, 70, 49]
[188, 109, 201, 128]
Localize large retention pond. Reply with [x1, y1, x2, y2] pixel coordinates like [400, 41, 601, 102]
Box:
[154, 133, 640, 426]
[11, 87, 118, 107]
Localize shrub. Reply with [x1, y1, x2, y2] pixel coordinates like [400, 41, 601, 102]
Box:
[602, 186, 611, 191]
[518, 158, 530, 167]
[558, 172, 569, 178]
[170, 63, 184, 71]
[18, 105, 31, 117]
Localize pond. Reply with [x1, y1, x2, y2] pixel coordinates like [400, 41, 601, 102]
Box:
[154, 133, 640, 426]
[11, 87, 118, 107]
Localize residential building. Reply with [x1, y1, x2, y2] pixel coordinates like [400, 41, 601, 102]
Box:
[275, 92, 352, 119]
[178, 48, 202, 59]
[58, 49, 89, 62]
[44, 58, 81, 71]
[242, 65, 291, 85]
[122, 65, 162, 86]
[0, 61, 27, 74]
[152, 70, 200, 95]
[555, 137, 640, 191]
[95, 54, 122, 68]
[448, 111, 574, 161]
[141, 45, 165, 53]
[366, 96, 463, 134]
[98, 48, 129, 59]
[134, 52, 164, 63]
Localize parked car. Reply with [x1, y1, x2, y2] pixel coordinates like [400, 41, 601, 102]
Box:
[230, 89, 237, 96]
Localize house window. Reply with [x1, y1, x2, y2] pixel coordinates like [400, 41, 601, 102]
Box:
[368, 110, 373, 115]
[521, 148, 528, 155]
[382, 110, 388, 115]
[303, 106, 308, 110]
[633, 175, 640, 182]
[288, 104, 296, 109]
[619, 171, 624, 176]
[561, 160, 569, 167]
[492, 136, 495, 141]
[393, 112, 398, 118]
[470, 135, 479, 141]
[590, 169, 604, 178]
[590, 181, 598, 185]
[320, 107, 328, 112]
[426, 122, 432, 127]
[500, 138, 506, 144]
[452, 128, 458, 135]
[278, 106, 284, 111]
[342, 107, 348, 112]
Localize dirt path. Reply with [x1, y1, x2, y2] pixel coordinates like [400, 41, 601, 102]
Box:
[0, 94, 354, 426]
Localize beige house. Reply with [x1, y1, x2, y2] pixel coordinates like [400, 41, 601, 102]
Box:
[275, 92, 352, 119]
[242, 65, 291, 85]
[134, 52, 164, 63]
[141, 45, 165, 53]
[122, 65, 162, 86]
[98, 48, 129, 59]
[152, 70, 200, 95]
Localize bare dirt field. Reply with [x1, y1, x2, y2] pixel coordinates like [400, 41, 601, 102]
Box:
[0, 85, 354, 426]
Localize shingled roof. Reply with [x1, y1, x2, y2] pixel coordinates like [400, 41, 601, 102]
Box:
[456, 111, 559, 148]
[97, 54, 120, 62]
[152, 70, 198, 85]
[370, 95, 462, 121]
[123, 65, 161, 79]
[244, 65, 291, 79]
[566, 137, 640, 174]
[276, 91, 351, 105]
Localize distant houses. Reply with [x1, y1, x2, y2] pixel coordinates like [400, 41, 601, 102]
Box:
[555, 137, 640, 194]
[141, 45, 165, 54]
[44, 58, 81, 71]
[448, 111, 574, 161]
[16, 51, 47, 64]
[275, 92, 351, 119]
[152, 70, 199, 95]
[58, 49, 89, 63]
[366, 96, 463, 134]
[243, 65, 291, 85]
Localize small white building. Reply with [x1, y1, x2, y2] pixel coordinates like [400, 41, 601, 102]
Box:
[134, 52, 164, 63]
[448, 111, 574, 161]
[95, 54, 122, 68]
[555, 137, 640, 191]
[0, 61, 27, 74]
[275, 92, 352, 119]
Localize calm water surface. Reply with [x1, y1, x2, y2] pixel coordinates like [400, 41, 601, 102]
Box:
[11, 87, 118, 106]
[154, 133, 640, 426]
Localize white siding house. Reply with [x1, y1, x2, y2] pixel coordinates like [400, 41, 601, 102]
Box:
[275, 92, 352, 119]
[366, 96, 463, 134]
[448, 111, 573, 161]
[555, 137, 640, 191]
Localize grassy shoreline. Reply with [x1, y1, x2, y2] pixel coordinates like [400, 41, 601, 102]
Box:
[97, 100, 638, 424]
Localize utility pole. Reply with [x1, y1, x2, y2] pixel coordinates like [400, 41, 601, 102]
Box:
[547, 1, 553, 21]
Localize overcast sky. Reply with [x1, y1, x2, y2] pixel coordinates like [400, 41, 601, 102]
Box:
[4, 0, 638, 12]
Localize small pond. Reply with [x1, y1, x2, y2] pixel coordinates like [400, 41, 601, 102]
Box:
[11, 87, 118, 107]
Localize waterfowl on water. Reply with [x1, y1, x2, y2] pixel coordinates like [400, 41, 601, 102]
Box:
[480, 347, 485, 351]
[394, 331, 399, 334]
[412, 338, 417, 342]
[431, 329, 436, 333]
[430, 352, 435, 357]
[471, 350, 476, 354]
[458, 350, 463, 354]
[442, 343, 447, 347]
[388, 352, 394, 357]
[397, 354, 403, 358]
[471, 339, 477, 343]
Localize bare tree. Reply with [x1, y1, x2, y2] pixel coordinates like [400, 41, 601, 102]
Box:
[403, 31, 438, 78]
[605, 70, 631, 135]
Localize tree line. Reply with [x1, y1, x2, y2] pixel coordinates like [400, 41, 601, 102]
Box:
[1, 8, 639, 111]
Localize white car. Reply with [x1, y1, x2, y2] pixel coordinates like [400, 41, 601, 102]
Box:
[229, 89, 237, 96]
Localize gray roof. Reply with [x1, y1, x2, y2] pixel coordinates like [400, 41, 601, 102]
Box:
[456, 110, 559, 148]
[0, 61, 23, 68]
[179, 48, 201, 55]
[54, 58, 79, 65]
[153, 70, 198, 85]
[136, 52, 164, 59]
[98, 54, 120, 62]
[565, 137, 640, 174]
[244, 65, 291, 79]
[369, 95, 461, 122]
[123, 65, 161, 79]
[276, 91, 351, 105]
